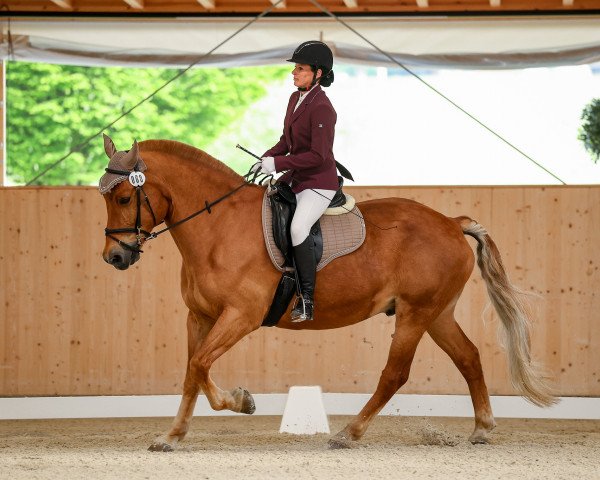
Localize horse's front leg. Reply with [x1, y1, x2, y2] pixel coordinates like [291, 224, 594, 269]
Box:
[188, 306, 259, 414]
[149, 311, 213, 452]
[149, 307, 258, 452]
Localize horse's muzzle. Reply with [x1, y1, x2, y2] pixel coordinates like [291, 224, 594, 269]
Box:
[104, 247, 140, 270]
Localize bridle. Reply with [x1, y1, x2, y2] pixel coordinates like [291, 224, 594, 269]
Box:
[104, 162, 267, 255]
[104, 166, 159, 254]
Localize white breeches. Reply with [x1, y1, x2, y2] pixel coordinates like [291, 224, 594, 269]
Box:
[291, 188, 336, 246]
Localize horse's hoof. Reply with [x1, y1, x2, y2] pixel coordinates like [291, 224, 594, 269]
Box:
[328, 436, 353, 449]
[469, 430, 490, 445]
[240, 388, 256, 415]
[469, 422, 495, 444]
[148, 441, 175, 452]
[468, 432, 491, 445]
[231, 387, 256, 414]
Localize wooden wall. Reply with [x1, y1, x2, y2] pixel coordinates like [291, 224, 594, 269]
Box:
[1, 186, 599, 397]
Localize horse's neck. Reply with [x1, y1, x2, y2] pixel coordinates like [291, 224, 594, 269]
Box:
[148, 147, 259, 260]
[161, 153, 240, 203]
[148, 148, 240, 213]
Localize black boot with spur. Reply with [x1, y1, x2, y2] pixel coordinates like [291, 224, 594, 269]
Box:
[290, 236, 317, 322]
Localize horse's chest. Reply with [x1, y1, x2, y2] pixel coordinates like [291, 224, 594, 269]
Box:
[181, 270, 222, 317]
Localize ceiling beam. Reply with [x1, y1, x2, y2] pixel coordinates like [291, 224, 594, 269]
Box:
[50, 0, 72, 8]
[123, 0, 144, 8]
[196, 0, 215, 9]
[0, 0, 590, 14]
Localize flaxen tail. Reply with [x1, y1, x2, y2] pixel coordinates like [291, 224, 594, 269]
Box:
[458, 217, 557, 407]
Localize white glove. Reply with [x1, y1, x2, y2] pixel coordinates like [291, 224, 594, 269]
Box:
[250, 157, 275, 175]
[260, 157, 276, 174]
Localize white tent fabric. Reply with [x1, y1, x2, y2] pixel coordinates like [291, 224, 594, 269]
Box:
[2, 17, 600, 69]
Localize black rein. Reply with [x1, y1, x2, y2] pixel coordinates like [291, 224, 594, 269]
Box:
[104, 165, 268, 255]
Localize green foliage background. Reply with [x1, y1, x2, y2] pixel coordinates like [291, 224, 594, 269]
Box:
[579, 98, 600, 164]
[6, 62, 288, 185]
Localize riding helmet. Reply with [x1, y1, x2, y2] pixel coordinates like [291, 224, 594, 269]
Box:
[288, 41, 333, 71]
[287, 41, 334, 87]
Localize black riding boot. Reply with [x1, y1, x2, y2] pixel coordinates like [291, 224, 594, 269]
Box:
[290, 236, 317, 322]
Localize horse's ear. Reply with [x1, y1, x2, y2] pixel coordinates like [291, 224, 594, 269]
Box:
[103, 133, 117, 159]
[122, 140, 140, 170]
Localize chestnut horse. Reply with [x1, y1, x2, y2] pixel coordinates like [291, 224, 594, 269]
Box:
[101, 137, 555, 451]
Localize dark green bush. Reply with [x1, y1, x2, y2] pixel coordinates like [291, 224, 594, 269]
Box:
[578, 98, 600, 164]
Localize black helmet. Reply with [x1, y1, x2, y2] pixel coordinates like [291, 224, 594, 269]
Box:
[287, 41, 333, 73]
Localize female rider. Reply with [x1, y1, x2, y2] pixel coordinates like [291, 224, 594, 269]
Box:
[256, 41, 338, 323]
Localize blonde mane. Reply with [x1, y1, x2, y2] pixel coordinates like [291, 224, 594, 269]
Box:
[139, 139, 242, 178]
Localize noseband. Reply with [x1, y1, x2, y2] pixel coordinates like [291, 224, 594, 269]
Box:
[104, 167, 158, 254]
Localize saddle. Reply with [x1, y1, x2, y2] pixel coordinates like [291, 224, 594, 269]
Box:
[261, 178, 366, 326]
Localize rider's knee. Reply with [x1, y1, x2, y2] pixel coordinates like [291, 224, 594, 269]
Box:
[290, 222, 309, 246]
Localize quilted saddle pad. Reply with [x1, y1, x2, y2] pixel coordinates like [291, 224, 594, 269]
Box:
[262, 189, 366, 272]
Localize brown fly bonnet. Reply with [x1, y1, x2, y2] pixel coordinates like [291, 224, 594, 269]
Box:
[98, 134, 148, 194]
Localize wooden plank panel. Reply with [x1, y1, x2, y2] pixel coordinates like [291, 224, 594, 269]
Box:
[0, 186, 598, 397]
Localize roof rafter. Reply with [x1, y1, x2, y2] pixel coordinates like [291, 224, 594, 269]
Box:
[197, 0, 216, 9]
[50, 0, 72, 9]
[0, 0, 593, 14]
[123, 0, 145, 8]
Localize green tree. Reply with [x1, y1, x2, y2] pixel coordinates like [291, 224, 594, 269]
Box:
[578, 98, 600, 164]
[6, 62, 288, 185]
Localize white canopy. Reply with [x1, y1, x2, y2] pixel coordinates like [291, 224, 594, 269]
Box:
[2, 17, 600, 69]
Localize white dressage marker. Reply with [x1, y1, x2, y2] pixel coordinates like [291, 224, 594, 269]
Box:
[279, 386, 330, 435]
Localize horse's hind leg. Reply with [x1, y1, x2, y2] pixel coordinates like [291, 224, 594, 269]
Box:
[427, 310, 496, 444]
[329, 311, 430, 449]
[149, 311, 212, 452]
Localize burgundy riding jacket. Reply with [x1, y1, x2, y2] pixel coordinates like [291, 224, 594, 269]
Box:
[262, 85, 339, 194]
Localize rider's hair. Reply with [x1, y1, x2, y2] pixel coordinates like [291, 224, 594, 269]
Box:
[311, 65, 335, 88]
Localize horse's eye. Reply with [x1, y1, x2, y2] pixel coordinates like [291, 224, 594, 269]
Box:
[118, 197, 131, 205]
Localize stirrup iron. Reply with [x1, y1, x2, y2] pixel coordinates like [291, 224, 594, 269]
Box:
[290, 296, 313, 322]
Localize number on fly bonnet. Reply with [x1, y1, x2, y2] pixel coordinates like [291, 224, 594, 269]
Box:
[129, 171, 146, 187]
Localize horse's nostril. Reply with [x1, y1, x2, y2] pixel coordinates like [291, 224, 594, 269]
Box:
[110, 254, 124, 265]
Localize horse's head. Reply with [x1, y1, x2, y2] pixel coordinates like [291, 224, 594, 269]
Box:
[99, 134, 168, 270]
